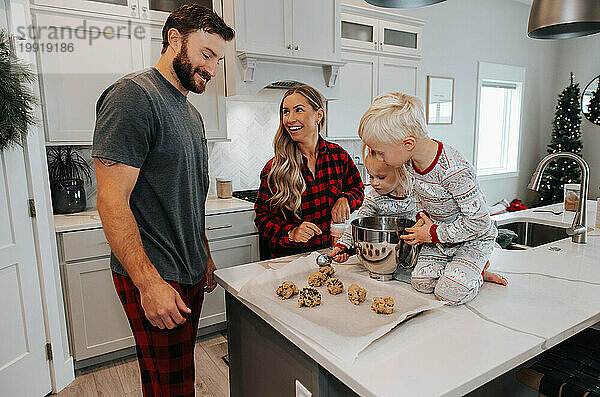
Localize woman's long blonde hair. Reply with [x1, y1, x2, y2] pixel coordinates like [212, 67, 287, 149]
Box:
[267, 85, 325, 220]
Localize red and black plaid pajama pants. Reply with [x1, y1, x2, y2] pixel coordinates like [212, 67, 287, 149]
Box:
[113, 272, 205, 397]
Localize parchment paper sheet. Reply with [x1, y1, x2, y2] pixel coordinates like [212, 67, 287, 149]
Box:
[238, 252, 446, 363]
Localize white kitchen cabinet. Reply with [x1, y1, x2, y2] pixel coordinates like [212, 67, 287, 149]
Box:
[327, 6, 422, 139]
[291, 0, 339, 61]
[143, 24, 228, 140]
[199, 234, 259, 328]
[57, 208, 257, 362]
[340, 9, 422, 59]
[327, 51, 417, 139]
[62, 257, 134, 361]
[339, 13, 378, 52]
[140, 0, 219, 23]
[229, 0, 292, 56]
[231, 0, 340, 62]
[327, 52, 377, 139]
[30, 0, 139, 18]
[29, 0, 217, 21]
[378, 55, 418, 95]
[31, 1, 228, 144]
[32, 10, 144, 144]
[379, 20, 421, 57]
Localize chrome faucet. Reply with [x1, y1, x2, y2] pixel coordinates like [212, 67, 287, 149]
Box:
[528, 152, 589, 244]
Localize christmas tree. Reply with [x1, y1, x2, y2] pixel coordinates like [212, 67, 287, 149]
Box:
[537, 73, 583, 205]
[585, 79, 600, 124]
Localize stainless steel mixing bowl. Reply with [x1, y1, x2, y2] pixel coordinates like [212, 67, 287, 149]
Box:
[351, 216, 419, 281]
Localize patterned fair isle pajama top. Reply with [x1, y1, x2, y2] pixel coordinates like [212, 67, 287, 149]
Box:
[408, 141, 497, 305]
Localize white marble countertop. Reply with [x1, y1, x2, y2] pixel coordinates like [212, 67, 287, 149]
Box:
[53, 196, 254, 232]
[214, 201, 600, 397]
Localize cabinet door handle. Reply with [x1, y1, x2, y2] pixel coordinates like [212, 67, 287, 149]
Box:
[142, 6, 148, 12]
[287, 44, 292, 49]
[294, 45, 299, 50]
[207, 224, 233, 231]
[131, 4, 137, 10]
[374, 41, 378, 50]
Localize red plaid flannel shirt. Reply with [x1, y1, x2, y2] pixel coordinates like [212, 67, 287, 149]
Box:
[255, 138, 364, 258]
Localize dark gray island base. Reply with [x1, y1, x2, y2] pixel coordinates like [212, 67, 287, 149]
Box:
[225, 291, 359, 397]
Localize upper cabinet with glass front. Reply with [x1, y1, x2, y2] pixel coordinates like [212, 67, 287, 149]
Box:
[30, 0, 140, 18]
[142, 0, 216, 22]
[29, 0, 216, 22]
[340, 5, 423, 59]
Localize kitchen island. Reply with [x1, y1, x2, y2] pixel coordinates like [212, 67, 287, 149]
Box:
[214, 202, 600, 396]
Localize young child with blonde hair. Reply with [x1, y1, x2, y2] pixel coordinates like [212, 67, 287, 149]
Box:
[357, 92, 505, 304]
[331, 145, 416, 278]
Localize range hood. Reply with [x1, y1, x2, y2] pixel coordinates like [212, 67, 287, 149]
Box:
[224, 49, 344, 100]
[264, 81, 302, 90]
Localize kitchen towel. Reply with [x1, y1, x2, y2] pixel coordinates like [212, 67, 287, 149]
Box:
[238, 252, 446, 364]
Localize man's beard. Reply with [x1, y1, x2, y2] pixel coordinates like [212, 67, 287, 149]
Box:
[172, 40, 211, 94]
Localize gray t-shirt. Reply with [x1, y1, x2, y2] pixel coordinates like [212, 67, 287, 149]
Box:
[92, 68, 209, 285]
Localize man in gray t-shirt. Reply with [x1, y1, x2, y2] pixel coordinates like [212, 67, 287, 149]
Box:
[92, 5, 233, 396]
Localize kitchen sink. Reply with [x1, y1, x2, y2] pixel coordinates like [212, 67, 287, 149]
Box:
[500, 221, 569, 249]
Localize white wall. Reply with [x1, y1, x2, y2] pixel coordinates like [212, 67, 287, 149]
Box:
[554, 34, 600, 200]
[343, 0, 559, 205]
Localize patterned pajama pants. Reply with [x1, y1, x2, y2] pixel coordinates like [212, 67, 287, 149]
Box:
[113, 272, 205, 397]
[410, 239, 494, 305]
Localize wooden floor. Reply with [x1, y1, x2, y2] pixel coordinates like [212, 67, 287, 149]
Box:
[53, 331, 230, 397]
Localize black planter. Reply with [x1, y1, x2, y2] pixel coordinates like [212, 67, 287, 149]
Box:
[51, 179, 86, 214]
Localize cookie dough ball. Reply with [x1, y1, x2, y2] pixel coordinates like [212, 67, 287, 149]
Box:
[347, 283, 367, 305]
[308, 271, 327, 287]
[326, 277, 344, 295]
[319, 265, 335, 277]
[371, 297, 394, 314]
[276, 281, 299, 299]
[297, 287, 321, 308]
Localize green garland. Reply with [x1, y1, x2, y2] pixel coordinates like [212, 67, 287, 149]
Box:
[586, 79, 600, 124]
[0, 29, 36, 152]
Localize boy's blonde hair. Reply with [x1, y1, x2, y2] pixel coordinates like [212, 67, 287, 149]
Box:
[358, 92, 428, 145]
[362, 143, 412, 196]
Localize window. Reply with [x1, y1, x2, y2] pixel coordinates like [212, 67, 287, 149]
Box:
[474, 62, 525, 177]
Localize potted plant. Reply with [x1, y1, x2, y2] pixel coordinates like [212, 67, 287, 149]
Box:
[47, 146, 92, 214]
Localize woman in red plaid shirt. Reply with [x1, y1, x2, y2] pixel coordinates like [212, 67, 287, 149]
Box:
[255, 85, 365, 258]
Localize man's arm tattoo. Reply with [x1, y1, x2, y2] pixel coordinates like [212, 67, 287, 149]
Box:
[97, 158, 120, 167]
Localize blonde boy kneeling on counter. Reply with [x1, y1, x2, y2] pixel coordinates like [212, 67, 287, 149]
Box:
[358, 93, 500, 305]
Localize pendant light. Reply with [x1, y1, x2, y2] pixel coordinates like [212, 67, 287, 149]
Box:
[364, 0, 446, 8]
[528, 0, 600, 39]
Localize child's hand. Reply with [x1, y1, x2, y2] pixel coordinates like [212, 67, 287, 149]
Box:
[331, 245, 349, 263]
[412, 217, 425, 228]
[401, 212, 434, 245]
